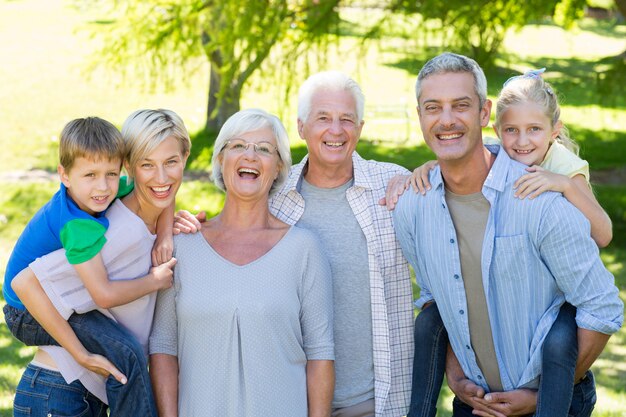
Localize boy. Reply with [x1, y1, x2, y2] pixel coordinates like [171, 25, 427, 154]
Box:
[3, 116, 172, 416]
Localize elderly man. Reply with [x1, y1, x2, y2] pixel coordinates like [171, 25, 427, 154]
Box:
[393, 52, 623, 417]
[269, 71, 414, 417]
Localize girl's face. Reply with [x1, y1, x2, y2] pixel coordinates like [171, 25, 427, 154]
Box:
[495, 102, 561, 166]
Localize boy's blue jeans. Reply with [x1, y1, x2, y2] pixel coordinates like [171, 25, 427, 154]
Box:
[14, 363, 108, 417]
[408, 303, 591, 417]
[4, 304, 158, 417]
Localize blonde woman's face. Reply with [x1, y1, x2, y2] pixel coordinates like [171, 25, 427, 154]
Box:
[131, 136, 187, 211]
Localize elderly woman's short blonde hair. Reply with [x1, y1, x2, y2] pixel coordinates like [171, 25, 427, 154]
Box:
[121, 109, 191, 178]
[212, 108, 292, 196]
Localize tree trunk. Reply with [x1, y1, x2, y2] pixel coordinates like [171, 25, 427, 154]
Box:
[205, 66, 242, 139]
[205, 64, 220, 134]
[615, 0, 626, 18]
[612, 0, 626, 58]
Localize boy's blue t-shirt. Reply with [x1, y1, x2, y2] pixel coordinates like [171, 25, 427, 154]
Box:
[3, 178, 134, 310]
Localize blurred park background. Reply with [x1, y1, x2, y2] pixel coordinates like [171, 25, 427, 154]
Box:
[0, 0, 625, 415]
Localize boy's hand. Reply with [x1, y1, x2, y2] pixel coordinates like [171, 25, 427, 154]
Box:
[410, 160, 437, 195]
[77, 351, 127, 384]
[173, 210, 205, 234]
[379, 175, 410, 210]
[149, 257, 177, 290]
[152, 233, 174, 266]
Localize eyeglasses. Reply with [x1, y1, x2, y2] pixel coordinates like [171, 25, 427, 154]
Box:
[223, 139, 278, 157]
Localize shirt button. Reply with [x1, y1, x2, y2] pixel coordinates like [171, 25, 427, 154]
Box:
[454, 274, 459, 279]
[459, 310, 464, 315]
[477, 375, 483, 380]
[466, 345, 470, 349]
[450, 238, 455, 244]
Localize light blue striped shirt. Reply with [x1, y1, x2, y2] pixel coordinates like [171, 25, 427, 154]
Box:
[393, 145, 623, 392]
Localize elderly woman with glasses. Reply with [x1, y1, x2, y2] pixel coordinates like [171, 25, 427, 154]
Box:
[149, 108, 335, 417]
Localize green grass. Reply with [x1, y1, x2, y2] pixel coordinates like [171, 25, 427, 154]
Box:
[1, 0, 625, 416]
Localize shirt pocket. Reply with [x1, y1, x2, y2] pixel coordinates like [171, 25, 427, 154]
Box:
[491, 234, 529, 282]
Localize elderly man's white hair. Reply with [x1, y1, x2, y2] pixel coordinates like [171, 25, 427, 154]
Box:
[297, 71, 365, 123]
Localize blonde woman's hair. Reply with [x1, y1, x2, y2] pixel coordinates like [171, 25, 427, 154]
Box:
[495, 76, 578, 155]
[121, 109, 191, 179]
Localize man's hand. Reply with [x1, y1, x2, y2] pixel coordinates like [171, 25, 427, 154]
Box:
[173, 210, 206, 234]
[473, 389, 537, 417]
[449, 377, 503, 416]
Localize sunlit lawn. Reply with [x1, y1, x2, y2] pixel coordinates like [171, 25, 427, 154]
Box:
[1, 0, 625, 416]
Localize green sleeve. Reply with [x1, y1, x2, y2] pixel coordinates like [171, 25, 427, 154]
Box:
[60, 219, 108, 264]
[117, 176, 134, 198]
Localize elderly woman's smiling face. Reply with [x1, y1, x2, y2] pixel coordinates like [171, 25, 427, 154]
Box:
[219, 126, 281, 201]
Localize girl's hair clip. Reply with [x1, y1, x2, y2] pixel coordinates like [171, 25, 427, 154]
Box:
[503, 68, 546, 87]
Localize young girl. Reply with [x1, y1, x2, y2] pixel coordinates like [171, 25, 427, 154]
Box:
[403, 69, 612, 417]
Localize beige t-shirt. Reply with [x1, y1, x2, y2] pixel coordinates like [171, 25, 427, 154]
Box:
[445, 189, 503, 392]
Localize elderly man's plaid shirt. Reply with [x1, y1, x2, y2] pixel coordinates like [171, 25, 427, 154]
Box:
[269, 152, 415, 417]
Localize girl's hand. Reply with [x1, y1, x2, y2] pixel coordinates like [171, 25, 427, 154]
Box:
[152, 233, 173, 266]
[379, 175, 411, 210]
[514, 165, 571, 199]
[410, 160, 437, 195]
[173, 210, 205, 234]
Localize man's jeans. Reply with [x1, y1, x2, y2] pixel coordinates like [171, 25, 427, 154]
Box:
[451, 370, 596, 417]
[407, 303, 448, 417]
[4, 304, 157, 417]
[14, 364, 108, 417]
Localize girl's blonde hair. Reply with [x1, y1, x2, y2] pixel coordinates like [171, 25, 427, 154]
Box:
[495, 75, 579, 155]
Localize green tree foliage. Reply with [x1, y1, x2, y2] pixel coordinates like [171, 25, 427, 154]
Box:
[389, 0, 586, 67]
[87, 0, 591, 136]
[88, 0, 340, 136]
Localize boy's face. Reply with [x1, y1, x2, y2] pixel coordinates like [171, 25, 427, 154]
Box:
[59, 156, 122, 216]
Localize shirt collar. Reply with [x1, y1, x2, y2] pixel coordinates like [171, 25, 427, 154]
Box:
[286, 152, 373, 192]
[430, 144, 512, 194]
